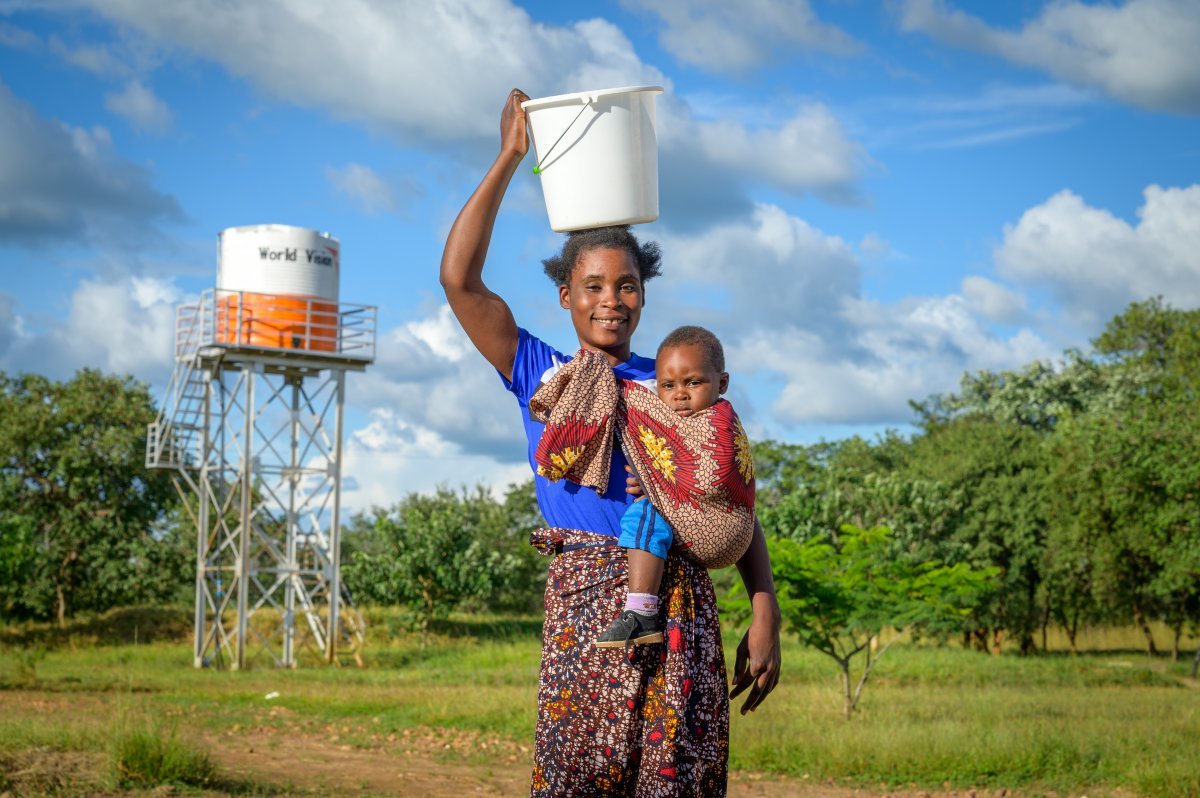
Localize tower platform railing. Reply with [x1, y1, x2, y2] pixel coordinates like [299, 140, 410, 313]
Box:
[147, 291, 376, 471]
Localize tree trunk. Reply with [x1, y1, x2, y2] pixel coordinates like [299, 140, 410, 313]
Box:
[1131, 598, 1159, 656]
[56, 551, 76, 627]
[1171, 623, 1181, 663]
[1191, 645, 1200, 680]
[992, 626, 1004, 656]
[839, 658, 853, 721]
[419, 584, 434, 650]
[1040, 602, 1050, 653]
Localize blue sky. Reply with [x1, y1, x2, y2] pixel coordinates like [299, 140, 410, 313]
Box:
[1, 0, 1198, 510]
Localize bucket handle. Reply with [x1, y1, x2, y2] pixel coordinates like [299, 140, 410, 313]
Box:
[531, 94, 596, 175]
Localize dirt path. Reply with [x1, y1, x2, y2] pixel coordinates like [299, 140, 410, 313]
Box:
[204, 725, 1072, 798]
[0, 692, 1118, 797]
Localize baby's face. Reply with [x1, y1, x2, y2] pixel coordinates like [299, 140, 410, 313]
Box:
[655, 344, 729, 418]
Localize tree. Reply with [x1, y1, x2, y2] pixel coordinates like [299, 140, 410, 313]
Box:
[0, 370, 181, 623]
[727, 524, 996, 719]
[342, 484, 545, 638]
[1056, 298, 1200, 657]
[1049, 397, 1200, 657]
[756, 434, 963, 569]
[907, 417, 1051, 654]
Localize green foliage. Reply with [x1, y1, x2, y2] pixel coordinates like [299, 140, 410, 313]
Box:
[0, 605, 191, 651]
[914, 351, 1121, 434]
[0, 369, 186, 624]
[907, 416, 1052, 653]
[1050, 398, 1200, 651]
[108, 719, 217, 788]
[728, 524, 996, 718]
[342, 482, 546, 636]
[749, 439, 832, 504]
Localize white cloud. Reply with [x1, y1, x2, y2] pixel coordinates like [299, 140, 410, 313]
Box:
[58, 0, 866, 217]
[898, 0, 1200, 114]
[648, 203, 861, 341]
[860, 83, 1092, 152]
[350, 305, 526, 461]
[624, 0, 859, 75]
[670, 102, 865, 197]
[0, 80, 180, 246]
[59, 0, 650, 143]
[48, 34, 132, 77]
[1, 276, 180, 382]
[859, 233, 891, 262]
[995, 184, 1200, 327]
[104, 80, 173, 133]
[0, 292, 26, 362]
[736, 295, 1053, 425]
[642, 204, 1053, 426]
[325, 163, 396, 215]
[961, 275, 1026, 323]
[0, 21, 39, 50]
[341, 408, 530, 512]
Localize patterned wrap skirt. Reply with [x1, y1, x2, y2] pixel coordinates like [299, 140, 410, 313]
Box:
[529, 527, 730, 797]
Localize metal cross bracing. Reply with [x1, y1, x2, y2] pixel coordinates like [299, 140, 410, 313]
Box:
[190, 360, 362, 669]
[147, 291, 376, 669]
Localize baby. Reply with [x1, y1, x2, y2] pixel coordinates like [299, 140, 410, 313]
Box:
[595, 324, 741, 647]
[528, 324, 756, 649]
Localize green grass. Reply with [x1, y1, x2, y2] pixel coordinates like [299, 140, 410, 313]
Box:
[1, 606, 1198, 797]
[109, 718, 218, 788]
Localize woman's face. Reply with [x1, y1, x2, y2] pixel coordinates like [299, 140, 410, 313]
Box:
[558, 247, 643, 364]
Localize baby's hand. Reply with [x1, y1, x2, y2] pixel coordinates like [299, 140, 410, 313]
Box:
[624, 465, 645, 499]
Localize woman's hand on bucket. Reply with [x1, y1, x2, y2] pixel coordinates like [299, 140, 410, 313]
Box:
[501, 88, 530, 159]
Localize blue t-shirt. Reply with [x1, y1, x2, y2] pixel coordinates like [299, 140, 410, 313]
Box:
[501, 327, 656, 536]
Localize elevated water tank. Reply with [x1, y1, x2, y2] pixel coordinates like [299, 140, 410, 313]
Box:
[216, 224, 340, 353]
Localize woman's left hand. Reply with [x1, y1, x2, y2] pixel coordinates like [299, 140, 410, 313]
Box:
[729, 593, 781, 714]
[730, 515, 781, 715]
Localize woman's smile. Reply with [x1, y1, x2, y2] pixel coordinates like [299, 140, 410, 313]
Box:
[559, 247, 643, 363]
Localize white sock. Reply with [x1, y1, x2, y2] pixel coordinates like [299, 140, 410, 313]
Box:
[625, 592, 658, 617]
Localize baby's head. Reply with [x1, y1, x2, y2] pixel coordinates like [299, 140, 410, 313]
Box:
[655, 325, 729, 418]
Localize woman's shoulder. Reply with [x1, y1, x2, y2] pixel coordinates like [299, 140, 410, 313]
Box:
[507, 328, 571, 401]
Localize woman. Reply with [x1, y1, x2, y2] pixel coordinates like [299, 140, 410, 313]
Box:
[439, 88, 781, 797]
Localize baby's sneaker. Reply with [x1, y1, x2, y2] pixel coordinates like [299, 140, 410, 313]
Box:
[595, 610, 663, 648]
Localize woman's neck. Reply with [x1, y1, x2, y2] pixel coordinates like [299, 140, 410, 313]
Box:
[579, 342, 631, 367]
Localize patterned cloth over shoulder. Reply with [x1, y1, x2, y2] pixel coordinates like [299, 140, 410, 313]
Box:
[529, 349, 756, 569]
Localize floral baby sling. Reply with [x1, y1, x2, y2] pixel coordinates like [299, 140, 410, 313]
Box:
[528, 349, 755, 569]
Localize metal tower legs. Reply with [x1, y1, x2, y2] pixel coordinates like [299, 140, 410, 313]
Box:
[181, 362, 364, 669]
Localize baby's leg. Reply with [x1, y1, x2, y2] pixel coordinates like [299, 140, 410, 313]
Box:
[596, 549, 665, 647]
[597, 503, 670, 647]
[619, 500, 674, 617]
[626, 547, 665, 596]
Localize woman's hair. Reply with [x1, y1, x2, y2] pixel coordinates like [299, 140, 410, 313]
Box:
[658, 325, 725, 373]
[542, 225, 663, 287]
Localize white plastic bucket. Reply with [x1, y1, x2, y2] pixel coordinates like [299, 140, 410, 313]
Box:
[522, 85, 663, 233]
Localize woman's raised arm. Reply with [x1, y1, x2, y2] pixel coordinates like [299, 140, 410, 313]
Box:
[439, 89, 530, 381]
